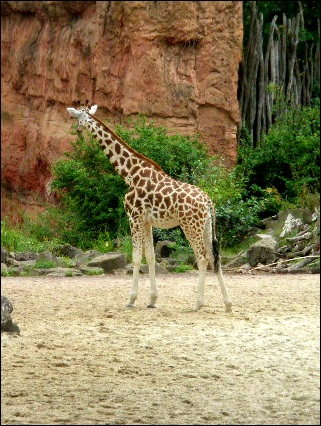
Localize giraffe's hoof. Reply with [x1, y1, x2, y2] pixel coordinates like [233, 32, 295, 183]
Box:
[194, 303, 203, 311]
[225, 303, 232, 313]
[147, 304, 156, 308]
[126, 304, 134, 308]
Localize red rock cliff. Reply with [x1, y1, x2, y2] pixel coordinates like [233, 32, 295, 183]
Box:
[1, 1, 243, 220]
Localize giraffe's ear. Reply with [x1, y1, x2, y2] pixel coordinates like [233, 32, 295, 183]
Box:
[89, 105, 98, 115]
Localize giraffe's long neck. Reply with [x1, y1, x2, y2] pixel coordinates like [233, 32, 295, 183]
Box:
[84, 114, 165, 186]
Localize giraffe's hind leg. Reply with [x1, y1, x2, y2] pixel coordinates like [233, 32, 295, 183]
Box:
[181, 224, 208, 311]
[183, 220, 232, 312]
[216, 263, 232, 312]
[210, 236, 232, 312]
[143, 223, 158, 308]
[194, 254, 208, 311]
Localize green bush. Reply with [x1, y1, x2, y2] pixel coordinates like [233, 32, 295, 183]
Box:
[216, 192, 281, 247]
[51, 118, 214, 249]
[52, 132, 127, 248]
[48, 107, 319, 253]
[237, 101, 320, 204]
[1, 219, 59, 253]
[34, 260, 57, 269]
[115, 116, 211, 183]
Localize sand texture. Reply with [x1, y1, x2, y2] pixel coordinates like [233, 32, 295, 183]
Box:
[1, 272, 320, 425]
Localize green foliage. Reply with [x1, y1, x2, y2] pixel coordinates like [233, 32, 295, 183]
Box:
[52, 132, 127, 248]
[91, 232, 114, 253]
[1, 222, 26, 252]
[223, 235, 258, 258]
[1, 219, 59, 253]
[243, 1, 320, 45]
[173, 264, 194, 273]
[153, 227, 186, 244]
[216, 192, 281, 247]
[85, 268, 104, 276]
[34, 260, 57, 269]
[19, 211, 61, 244]
[237, 101, 320, 204]
[198, 159, 245, 206]
[213, 99, 320, 247]
[115, 116, 211, 183]
[115, 236, 133, 262]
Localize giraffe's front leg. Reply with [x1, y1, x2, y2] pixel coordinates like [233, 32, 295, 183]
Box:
[127, 222, 143, 308]
[144, 224, 158, 308]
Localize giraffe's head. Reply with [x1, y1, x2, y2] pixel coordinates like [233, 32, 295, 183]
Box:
[67, 104, 98, 131]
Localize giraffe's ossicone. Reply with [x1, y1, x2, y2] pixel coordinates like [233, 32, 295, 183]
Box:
[67, 104, 232, 312]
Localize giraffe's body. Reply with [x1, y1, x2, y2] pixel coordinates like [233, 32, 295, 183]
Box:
[67, 105, 232, 312]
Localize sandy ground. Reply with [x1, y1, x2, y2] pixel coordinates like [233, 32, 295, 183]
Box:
[1, 272, 320, 425]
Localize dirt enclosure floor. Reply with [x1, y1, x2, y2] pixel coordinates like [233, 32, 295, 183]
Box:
[1, 273, 320, 425]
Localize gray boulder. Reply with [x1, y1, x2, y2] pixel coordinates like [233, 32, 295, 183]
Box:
[37, 250, 55, 261]
[52, 244, 83, 258]
[247, 234, 279, 267]
[74, 250, 105, 267]
[44, 267, 83, 277]
[261, 208, 312, 235]
[1, 263, 8, 275]
[1, 295, 13, 327]
[125, 262, 169, 274]
[11, 251, 39, 261]
[1, 246, 8, 263]
[1, 295, 20, 334]
[87, 252, 127, 273]
[155, 240, 175, 259]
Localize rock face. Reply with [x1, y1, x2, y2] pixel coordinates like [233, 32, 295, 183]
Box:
[1, 1, 243, 219]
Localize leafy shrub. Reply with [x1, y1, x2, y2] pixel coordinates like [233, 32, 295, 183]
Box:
[153, 227, 186, 244]
[115, 116, 211, 183]
[173, 264, 194, 273]
[237, 101, 320, 204]
[34, 260, 57, 269]
[1, 219, 59, 253]
[1, 220, 31, 252]
[216, 192, 281, 247]
[198, 158, 245, 206]
[52, 132, 127, 248]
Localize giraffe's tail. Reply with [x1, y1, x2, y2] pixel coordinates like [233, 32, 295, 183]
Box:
[212, 238, 220, 273]
[209, 201, 220, 273]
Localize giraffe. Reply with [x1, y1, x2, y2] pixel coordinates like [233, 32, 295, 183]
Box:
[66, 104, 232, 312]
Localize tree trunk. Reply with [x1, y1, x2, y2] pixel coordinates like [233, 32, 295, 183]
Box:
[239, 2, 319, 146]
